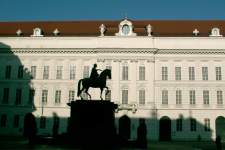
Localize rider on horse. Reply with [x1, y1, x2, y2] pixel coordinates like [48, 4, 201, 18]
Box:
[90, 64, 102, 86]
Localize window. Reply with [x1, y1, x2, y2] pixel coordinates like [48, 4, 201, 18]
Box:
[139, 66, 145, 80]
[68, 90, 75, 102]
[190, 118, 196, 131]
[176, 118, 182, 131]
[162, 67, 168, 80]
[190, 90, 196, 105]
[55, 90, 61, 103]
[5, 66, 11, 78]
[175, 67, 181, 80]
[29, 90, 35, 103]
[70, 66, 76, 79]
[13, 115, 19, 128]
[3, 88, 9, 102]
[106, 66, 112, 79]
[56, 66, 63, 79]
[0, 114, 6, 127]
[40, 116, 46, 128]
[42, 90, 48, 103]
[105, 90, 111, 101]
[204, 118, 210, 131]
[54, 116, 59, 126]
[176, 90, 182, 105]
[162, 90, 168, 104]
[139, 90, 145, 104]
[217, 91, 223, 104]
[83, 66, 89, 78]
[122, 90, 128, 104]
[16, 89, 22, 103]
[31, 66, 36, 79]
[122, 24, 130, 35]
[203, 91, 209, 105]
[82, 91, 88, 100]
[43, 66, 49, 79]
[202, 67, 208, 80]
[189, 67, 195, 80]
[18, 66, 23, 79]
[216, 67, 222, 80]
[122, 66, 128, 80]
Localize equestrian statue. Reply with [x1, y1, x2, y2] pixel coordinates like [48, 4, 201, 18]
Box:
[77, 63, 111, 100]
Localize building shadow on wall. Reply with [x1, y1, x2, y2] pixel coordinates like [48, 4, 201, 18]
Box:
[0, 42, 37, 137]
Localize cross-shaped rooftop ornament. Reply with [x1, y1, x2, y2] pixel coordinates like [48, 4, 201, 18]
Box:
[125, 13, 127, 19]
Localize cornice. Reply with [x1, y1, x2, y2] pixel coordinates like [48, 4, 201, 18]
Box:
[157, 50, 225, 55]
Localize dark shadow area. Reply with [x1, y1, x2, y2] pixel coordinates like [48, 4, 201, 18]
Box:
[0, 42, 36, 138]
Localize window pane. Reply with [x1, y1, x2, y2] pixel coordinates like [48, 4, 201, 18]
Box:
[189, 67, 195, 80]
[139, 66, 145, 80]
[175, 67, 181, 80]
[70, 66, 76, 79]
[83, 66, 89, 78]
[18, 66, 23, 79]
[3, 88, 9, 102]
[42, 90, 48, 103]
[122, 90, 128, 104]
[56, 66, 63, 79]
[122, 66, 128, 80]
[43, 66, 49, 79]
[5, 66, 11, 78]
[55, 90, 61, 103]
[139, 90, 145, 104]
[162, 67, 168, 80]
[162, 90, 168, 104]
[68, 90, 75, 103]
[31, 66, 36, 79]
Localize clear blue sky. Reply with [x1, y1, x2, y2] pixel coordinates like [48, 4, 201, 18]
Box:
[0, 0, 225, 22]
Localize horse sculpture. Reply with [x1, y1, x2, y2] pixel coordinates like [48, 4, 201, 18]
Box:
[77, 69, 111, 100]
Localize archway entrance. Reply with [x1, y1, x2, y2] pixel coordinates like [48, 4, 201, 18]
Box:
[23, 113, 37, 137]
[159, 116, 171, 141]
[119, 115, 131, 139]
[216, 116, 225, 141]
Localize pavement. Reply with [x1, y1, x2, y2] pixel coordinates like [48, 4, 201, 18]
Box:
[0, 136, 224, 150]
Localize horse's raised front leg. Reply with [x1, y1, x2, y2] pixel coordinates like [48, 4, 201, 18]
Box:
[85, 87, 91, 100]
[105, 86, 109, 95]
[79, 87, 85, 100]
[100, 87, 103, 101]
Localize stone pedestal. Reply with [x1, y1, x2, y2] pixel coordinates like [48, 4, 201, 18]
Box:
[67, 100, 118, 140]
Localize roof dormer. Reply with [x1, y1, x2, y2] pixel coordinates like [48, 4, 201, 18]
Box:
[115, 14, 137, 36]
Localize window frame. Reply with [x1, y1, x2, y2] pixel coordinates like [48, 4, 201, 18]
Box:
[217, 91, 223, 105]
[139, 66, 145, 80]
[18, 66, 23, 79]
[122, 90, 128, 104]
[70, 66, 76, 79]
[5, 66, 11, 79]
[189, 67, 195, 80]
[175, 67, 181, 80]
[42, 90, 48, 103]
[176, 118, 182, 131]
[31, 66, 37, 79]
[139, 90, 145, 104]
[13, 115, 19, 128]
[0, 114, 7, 127]
[202, 67, 208, 81]
[190, 118, 196, 131]
[162, 90, 168, 104]
[55, 90, 61, 103]
[203, 90, 209, 105]
[122, 66, 128, 80]
[83, 66, 89, 78]
[162, 67, 168, 81]
[68, 90, 75, 103]
[105, 89, 111, 101]
[216, 67, 222, 80]
[43, 66, 49, 79]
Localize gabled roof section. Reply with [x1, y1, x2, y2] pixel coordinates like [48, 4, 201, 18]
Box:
[0, 20, 225, 36]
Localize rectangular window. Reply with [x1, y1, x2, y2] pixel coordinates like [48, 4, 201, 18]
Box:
[139, 66, 145, 80]
[18, 66, 23, 79]
[106, 66, 112, 79]
[162, 67, 168, 80]
[162, 90, 168, 104]
[217, 91, 223, 104]
[176, 90, 182, 105]
[83, 66, 89, 78]
[202, 67, 208, 80]
[31, 66, 36, 79]
[191, 118, 196, 131]
[56, 66, 63, 79]
[40, 116, 46, 129]
[3, 88, 9, 102]
[70, 66, 76, 79]
[189, 67, 195, 80]
[42, 90, 48, 103]
[43, 66, 49, 79]
[0, 114, 6, 127]
[105, 90, 111, 101]
[13, 115, 19, 128]
[54, 116, 59, 126]
[203, 91, 209, 105]
[139, 90, 145, 104]
[29, 90, 35, 103]
[190, 90, 196, 105]
[16, 89, 22, 102]
[82, 91, 88, 100]
[68, 90, 75, 103]
[5, 66, 11, 79]
[204, 118, 210, 131]
[122, 90, 128, 104]
[176, 118, 182, 131]
[122, 66, 128, 80]
[55, 90, 61, 103]
[216, 67, 222, 80]
[175, 67, 181, 80]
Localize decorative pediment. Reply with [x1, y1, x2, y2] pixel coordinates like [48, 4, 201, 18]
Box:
[121, 85, 129, 90]
[115, 14, 137, 36]
[210, 27, 222, 37]
[31, 28, 43, 37]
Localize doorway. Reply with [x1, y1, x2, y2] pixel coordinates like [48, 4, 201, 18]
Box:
[159, 116, 171, 141]
[119, 115, 131, 139]
[216, 116, 225, 141]
[23, 113, 37, 137]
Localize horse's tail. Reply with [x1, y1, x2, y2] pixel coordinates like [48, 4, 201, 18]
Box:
[77, 79, 82, 97]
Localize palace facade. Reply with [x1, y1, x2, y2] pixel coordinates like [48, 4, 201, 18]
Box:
[0, 18, 225, 141]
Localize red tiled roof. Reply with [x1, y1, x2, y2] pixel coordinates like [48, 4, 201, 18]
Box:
[0, 20, 225, 36]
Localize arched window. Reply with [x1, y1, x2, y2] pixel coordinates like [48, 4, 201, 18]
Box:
[122, 25, 130, 35]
